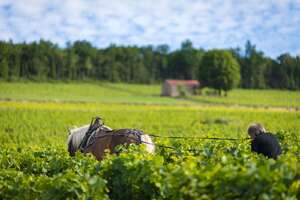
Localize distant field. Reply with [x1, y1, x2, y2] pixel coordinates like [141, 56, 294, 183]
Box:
[0, 82, 300, 108]
[0, 82, 180, 104]
[188, 89, 300, 108]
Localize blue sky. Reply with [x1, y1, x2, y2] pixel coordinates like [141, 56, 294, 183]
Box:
[0, 0, 299, 58]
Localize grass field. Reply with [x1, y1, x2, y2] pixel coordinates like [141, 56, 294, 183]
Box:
[1, 82, 300, 108]
[0, 82, 300, 199]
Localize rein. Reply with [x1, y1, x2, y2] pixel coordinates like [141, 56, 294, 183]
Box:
[136, 135, 250, 152]
[87, 132, 250, 152]
[80, 117, 250, 152]
[148, 134, 251, 141]
[92, 131, 250, 141]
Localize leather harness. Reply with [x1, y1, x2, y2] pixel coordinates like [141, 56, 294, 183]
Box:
[79, 117, 143, 152]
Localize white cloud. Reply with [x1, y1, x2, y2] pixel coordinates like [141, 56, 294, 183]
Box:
[0, 0, 299, 57]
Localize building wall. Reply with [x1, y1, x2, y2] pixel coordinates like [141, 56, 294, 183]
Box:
[161, 82, 198, 97]
[161, 82, 171, 96]
[171, 85, 179, 97]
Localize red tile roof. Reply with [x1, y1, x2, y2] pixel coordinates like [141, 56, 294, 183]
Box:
[165, 79, 200, 86]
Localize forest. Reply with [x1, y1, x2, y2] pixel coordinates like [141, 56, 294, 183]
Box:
[0, 39, 299, 90]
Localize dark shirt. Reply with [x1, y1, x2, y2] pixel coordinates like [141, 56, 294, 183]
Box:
[251, 132, 281, 159]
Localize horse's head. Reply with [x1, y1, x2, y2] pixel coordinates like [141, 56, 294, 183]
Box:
[140, 134, 155, 154]
[67, 125, 90, 156]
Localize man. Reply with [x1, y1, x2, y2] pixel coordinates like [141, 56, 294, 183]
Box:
[248, 123, 281, 159]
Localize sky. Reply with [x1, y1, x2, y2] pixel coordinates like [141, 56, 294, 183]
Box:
[0, 0, 299, 58]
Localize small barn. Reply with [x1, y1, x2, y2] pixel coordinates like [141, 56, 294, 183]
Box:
[161, 79, 200, 97]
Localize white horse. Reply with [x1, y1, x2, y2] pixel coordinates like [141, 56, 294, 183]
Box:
[67, 124, 155, 160]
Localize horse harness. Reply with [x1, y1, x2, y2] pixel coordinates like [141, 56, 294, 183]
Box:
[79, 117, 103, 151]
[79, 117, 144, 152]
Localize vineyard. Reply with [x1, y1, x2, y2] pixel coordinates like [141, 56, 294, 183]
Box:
[0, 83, 300, 199]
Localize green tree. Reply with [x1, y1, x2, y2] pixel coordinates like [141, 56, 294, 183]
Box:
[65, 43, 78, 80]
[73, 41, 96, 79]
[0, 42, 9, 80]
[270, 53, 299, 90]
[199, 50, 240, 96]
[7, 43, 21, 80]
[241, 41, 269, 89]
[0, 58, 9, 80]
[168, 40, 203, 79]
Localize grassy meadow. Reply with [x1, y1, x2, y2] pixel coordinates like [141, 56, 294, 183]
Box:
[1, 82, 300, 108]
[0, 82, 300, 199]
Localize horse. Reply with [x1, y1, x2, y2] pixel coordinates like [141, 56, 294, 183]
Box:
[67, 124, 155, 161]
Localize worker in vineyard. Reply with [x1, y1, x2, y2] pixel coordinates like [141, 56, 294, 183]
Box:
[247, 123, 281, 159]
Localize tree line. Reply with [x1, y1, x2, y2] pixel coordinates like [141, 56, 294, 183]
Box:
[0, 39, 299, 90]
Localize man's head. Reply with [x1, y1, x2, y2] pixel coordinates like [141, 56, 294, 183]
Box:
[247, 123, 266, 139]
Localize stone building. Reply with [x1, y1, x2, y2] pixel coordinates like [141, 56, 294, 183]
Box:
[161, 79, 200, 97]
